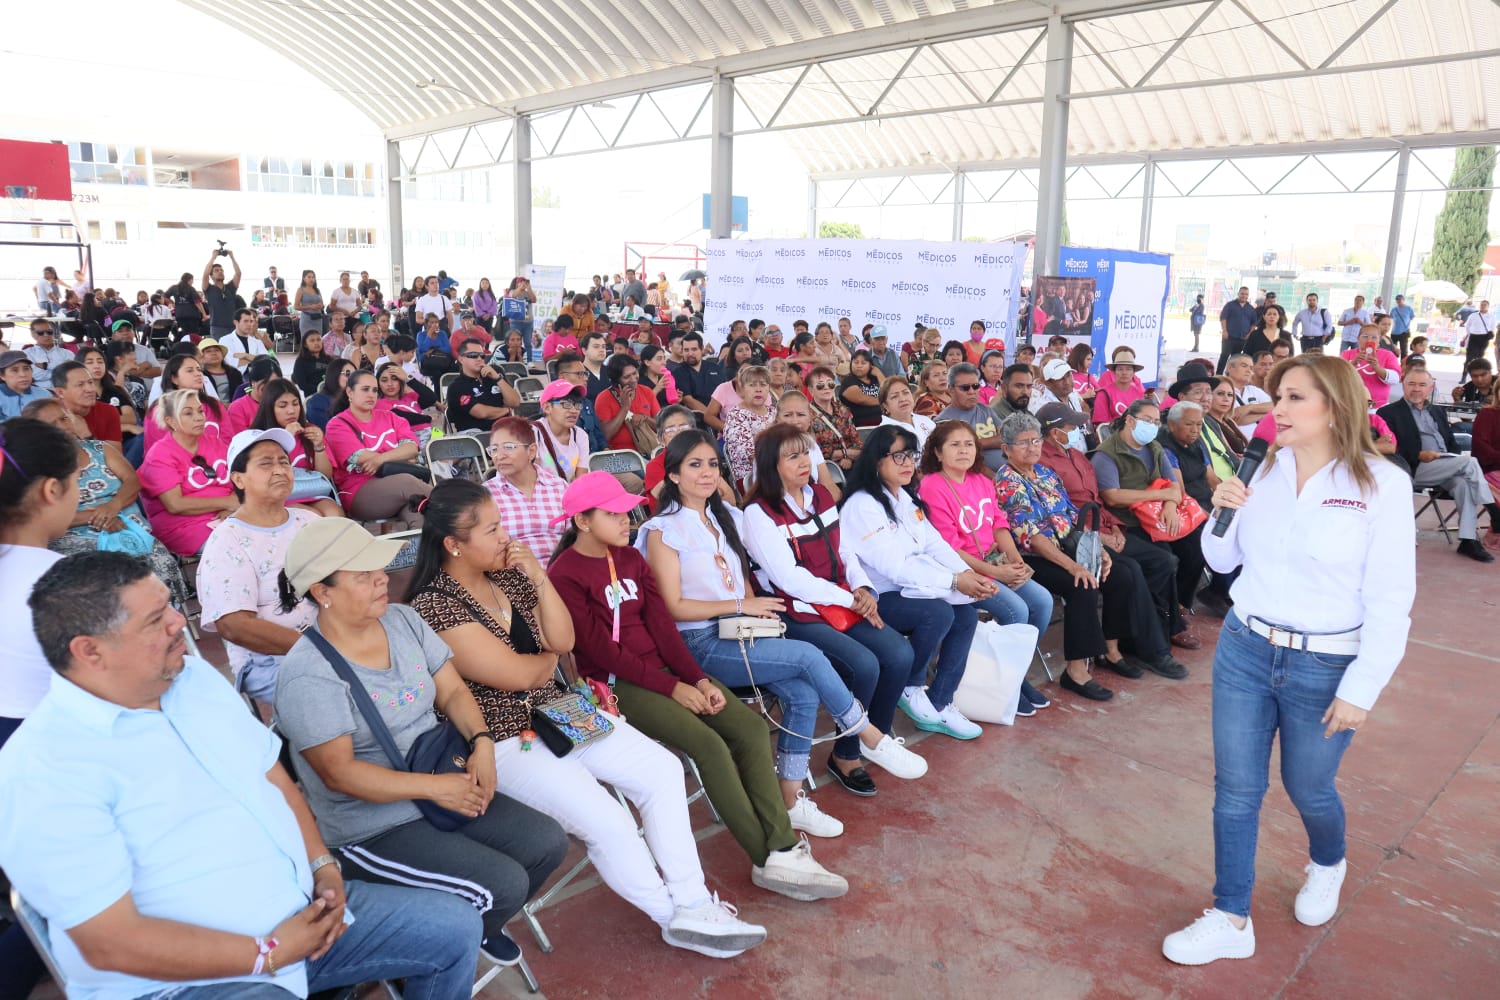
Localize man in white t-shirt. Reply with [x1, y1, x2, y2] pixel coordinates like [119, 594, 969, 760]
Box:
[1338, 296, 1371, 350]
[1464, 299, 1494, 367]
[1223, 353, 1272, 437]
[215, 308, 271, 372]
[414, 275, 453, 332]
[197, 429, 321, 711]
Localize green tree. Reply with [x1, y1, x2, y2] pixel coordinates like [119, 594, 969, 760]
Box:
[1426, 145, 1495, 312]
[818, 221, 864, 239]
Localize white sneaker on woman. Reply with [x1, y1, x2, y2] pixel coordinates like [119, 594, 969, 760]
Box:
[1161, 909, 1256, 966]
[920, 703, 982, 740]
[752, 834, 849, 900]
[860, 733, 928, 778]
[898, 686, 942, 725]
[665, 893, 767, 955]
[786, 789, 844, 837]
[1295, 859, 1347, 926]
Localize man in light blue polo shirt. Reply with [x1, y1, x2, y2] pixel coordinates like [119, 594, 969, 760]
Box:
[1389, 293, 1416, 357]
[0, 552, 482, 1000]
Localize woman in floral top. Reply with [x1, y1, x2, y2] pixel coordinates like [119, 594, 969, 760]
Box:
[993, 411, 1170, 703]
[722, 364, 776, 490]
[406, 480, 768, 959]
[803, 365, 862, 470]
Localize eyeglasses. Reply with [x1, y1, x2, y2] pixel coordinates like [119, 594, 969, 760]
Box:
[712, 552, 737, 592]
[954, 382, 980, 391]
[883, 449, 918, 466]
[548, 398, 582, 410]
[1011, 437, 1043, 449]
[487, 441, 529, 456]
[1134, 415, 1162, 425]
[558, 369, 585, 379]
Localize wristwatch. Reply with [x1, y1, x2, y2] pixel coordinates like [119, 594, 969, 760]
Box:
[468, 731, 497, 753]
[309, 854, 340, 876]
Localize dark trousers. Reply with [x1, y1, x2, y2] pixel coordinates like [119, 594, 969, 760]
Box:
[1217, 337, 1246, 374]
[1123, 524, 1207, 634]
[783, 618, 911, 762]
[336, 796, 568, 954]
[1392, 332, 1410, 358]
[1465, 333, 1492, 367]
[1025, 552, 1167, 662]
[0, 718, 46, 1000]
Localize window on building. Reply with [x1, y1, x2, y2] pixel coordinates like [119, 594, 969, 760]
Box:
[68, 142, 147, 185]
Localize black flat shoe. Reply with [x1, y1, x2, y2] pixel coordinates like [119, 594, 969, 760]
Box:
[1100, 656, 1143, 679]
[1145, 654, 1190, 680]
[1458, 539, 1496, 563]
[826, 759, 878, 797]
[1059, 672, 1114, 701]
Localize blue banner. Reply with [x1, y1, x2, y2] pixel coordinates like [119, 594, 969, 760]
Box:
[1056, 246, 1171, 386]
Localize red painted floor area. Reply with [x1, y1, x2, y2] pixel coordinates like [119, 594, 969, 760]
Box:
[492, 509, 1500, 1000]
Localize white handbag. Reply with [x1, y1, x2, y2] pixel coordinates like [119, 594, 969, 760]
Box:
[952, 621, 1038, 726]
[718, 615, 787, 642]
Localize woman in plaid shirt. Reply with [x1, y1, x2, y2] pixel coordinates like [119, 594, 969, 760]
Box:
[485, 416, 569, 563]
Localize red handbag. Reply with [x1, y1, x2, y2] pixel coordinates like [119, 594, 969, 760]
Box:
[1130, 478, 1209, 542]
[813, 601, 862, 632]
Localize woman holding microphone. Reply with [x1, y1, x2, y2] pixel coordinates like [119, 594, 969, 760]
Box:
[1162, 355, 1415, 965]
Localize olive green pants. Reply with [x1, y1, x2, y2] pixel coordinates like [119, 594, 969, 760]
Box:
[612, 675, 797, 866]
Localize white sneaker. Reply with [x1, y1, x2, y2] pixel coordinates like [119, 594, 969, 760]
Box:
[860, 733, 928, 779]
[666, 893, 767, 954]
[1295, 859, 1347, 927]
[752, 834, 849, 901]
[898, 685, 942, 725]
[660, 926, 743, 959]
[918, 702, 982, 741]
[786, 789, 844, 838]
[1162, 909, 1256, 966]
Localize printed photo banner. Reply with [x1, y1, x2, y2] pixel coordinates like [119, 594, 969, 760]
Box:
[1055, 246, 1172, 385]
[703, 238, 1028, 350]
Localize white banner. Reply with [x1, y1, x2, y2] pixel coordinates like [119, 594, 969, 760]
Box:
[1103, 259, 1169, 385]
[703, 239, 1028, 351]
[523, 264, 567, 325]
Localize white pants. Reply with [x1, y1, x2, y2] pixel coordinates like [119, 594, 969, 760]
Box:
[491, 716, 708, 926]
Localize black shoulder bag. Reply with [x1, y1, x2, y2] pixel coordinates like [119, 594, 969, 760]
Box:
[303, 628, 475, 832]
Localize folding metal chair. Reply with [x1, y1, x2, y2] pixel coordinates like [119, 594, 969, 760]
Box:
[499, 362, 530, 383]
[515, 376, 546, 403]
[1414, 486, 1458, 544]
[424, 433, 491, 482]
[856, 425, 877, 446]
[270, 315, 300, 353]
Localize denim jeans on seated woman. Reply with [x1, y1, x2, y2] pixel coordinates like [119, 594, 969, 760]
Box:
[973, 578, 1054, 633]
[679, 626, 864, 781]
[875, 593, 979, 712]
[1211, 610, 1357, 918]
[782, 618, 912, 763]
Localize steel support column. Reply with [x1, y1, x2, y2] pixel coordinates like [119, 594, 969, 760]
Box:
[1138, 156, 1155, 252]
[952, 169, 966, 242]
[513, 114, 533, 270]
[1034, 14, 1072, 276]
[710, 75, 734, 239]
[385, 140, 405, 291]
[807, 178, 818, 238]
[1381, 144, 1411, 307]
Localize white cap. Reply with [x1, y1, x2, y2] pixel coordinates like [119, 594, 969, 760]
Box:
[1042, 358, 1072, 380]
[227, 428, 296, 472]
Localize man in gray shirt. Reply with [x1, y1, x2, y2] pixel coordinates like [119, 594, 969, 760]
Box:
[620, 268, 648, 311]
[937, 362, 1007, 470]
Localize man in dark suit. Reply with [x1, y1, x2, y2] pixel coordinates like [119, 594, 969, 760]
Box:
[1379, 367, 1499, 562]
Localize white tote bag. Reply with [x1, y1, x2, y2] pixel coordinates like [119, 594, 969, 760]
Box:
[952, 621, 1038, 726]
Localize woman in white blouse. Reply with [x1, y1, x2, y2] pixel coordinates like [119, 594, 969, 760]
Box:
[1162, 355, 1415, 966]
[640, 429, 870, 839]
[838, 424, 995, 740]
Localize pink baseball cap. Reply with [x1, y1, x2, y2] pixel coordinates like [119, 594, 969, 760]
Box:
[539, 379, 585, 404]
[549, 470, 645, 525]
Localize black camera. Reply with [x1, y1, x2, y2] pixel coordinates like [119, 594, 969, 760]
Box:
[215, 240, 229, 257]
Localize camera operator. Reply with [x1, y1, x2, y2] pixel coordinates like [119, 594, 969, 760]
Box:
[202, 245, 243, 340]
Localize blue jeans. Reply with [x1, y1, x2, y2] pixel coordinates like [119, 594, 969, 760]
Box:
[875, 593, 979, 712]
[1211, 611, 1357, 918]
[679, 625, 861, 781]
[974, 579, 1054, 632]
[144, 880, 482, 1000]
[782, 617, 912, 762]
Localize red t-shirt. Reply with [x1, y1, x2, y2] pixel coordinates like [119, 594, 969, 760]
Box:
[83, 402, 122, 444]
[592, 384, 661, 450]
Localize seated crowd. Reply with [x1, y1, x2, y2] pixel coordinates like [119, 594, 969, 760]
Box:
[0, 281, 1487, 999]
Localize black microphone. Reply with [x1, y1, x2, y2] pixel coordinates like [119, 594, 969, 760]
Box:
[1211, 415, 1276, 537]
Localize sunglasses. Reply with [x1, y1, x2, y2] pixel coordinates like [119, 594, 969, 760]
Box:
[712, 552, 737, 592]
[460, 353, 485, 360]
[812, 381, 836, 390]
[954, 382, 981, 391]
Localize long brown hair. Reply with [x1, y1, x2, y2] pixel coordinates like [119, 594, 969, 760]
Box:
[1262, 354, 1379, 494]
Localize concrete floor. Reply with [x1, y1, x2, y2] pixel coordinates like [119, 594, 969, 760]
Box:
[491, 505, 1500, 1000]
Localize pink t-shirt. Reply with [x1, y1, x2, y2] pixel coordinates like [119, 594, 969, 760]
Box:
[1092, 380, 1146, 424]
[711, 380, 742, 419]
[917, 469, 1011, 560]
[1342, 347, 1402, 408]
[138, 433, 233, 556]
[227, 393, 259, 436]
[1073, 371, 1099, 394]
[324, 408, 418, 504]
[541, 333, 579, 359]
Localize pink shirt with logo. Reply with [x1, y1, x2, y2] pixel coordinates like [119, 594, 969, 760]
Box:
[324, 409, 418, 504]
[1341, 346, 1402, 407]
[917, 469, 1011, 560]
[1092, 380, 1146, 424]
[138, 433, 233, 556]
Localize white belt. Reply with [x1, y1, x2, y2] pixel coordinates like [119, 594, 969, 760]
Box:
[1246, 617, 1361, 655]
